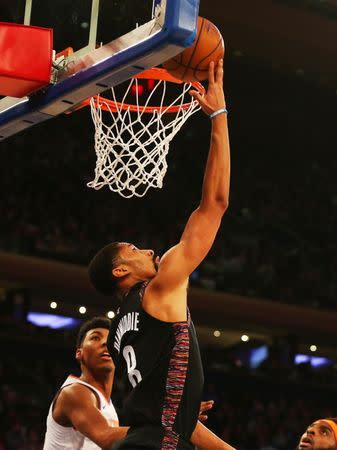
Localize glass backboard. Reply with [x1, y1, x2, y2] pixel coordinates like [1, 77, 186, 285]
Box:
[0, 0, 154, 54]
[0, 0, 199, 140]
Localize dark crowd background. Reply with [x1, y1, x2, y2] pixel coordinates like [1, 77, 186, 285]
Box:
[1, 318, 337, 449]
[0, 28, 337, 450]
[1, 57, 336, 310]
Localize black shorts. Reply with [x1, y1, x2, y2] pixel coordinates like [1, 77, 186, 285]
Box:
[111, 425, 195, 450]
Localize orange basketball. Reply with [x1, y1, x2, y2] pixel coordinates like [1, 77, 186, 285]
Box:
[162, 16, 224, 83]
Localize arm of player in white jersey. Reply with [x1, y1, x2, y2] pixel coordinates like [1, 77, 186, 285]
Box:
[190, 420, 236, 450]
[55, 383, 129, 449]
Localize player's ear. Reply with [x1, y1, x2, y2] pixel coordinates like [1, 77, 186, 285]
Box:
[76, 348, 83, 362]
[112, 264, 130, 278]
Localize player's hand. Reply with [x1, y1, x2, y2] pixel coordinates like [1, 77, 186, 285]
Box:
[189, 59, 226, 116]
[198, 400, 214, 422]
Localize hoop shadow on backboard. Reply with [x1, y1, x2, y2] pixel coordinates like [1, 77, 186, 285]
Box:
[0, 0, 199, 141]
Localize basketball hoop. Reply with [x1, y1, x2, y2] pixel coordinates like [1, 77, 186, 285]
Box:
[77, 68, 205, 198]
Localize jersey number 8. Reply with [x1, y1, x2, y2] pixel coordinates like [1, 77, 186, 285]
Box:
[123, 345, 142, 388]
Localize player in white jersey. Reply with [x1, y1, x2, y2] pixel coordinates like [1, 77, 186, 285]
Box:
[43, 317, 129, 450]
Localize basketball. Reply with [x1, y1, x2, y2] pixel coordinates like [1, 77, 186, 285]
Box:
[162, 16, 224, 83]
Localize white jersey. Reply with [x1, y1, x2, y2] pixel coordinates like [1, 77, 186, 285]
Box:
[43, 375, 119, 450]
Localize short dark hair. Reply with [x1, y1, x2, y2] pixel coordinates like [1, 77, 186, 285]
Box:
[76, 316, 111, 348]
[324, 418, 337, 424]
[88, 242, 122, 296]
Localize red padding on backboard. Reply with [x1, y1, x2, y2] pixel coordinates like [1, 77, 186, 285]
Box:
[0, 22, 53, 98]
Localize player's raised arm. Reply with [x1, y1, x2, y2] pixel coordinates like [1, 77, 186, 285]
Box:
[147, 59, 230, 292]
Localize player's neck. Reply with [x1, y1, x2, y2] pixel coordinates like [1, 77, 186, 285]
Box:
[80, 370, 113, 402]
[119, 276, 148, 298]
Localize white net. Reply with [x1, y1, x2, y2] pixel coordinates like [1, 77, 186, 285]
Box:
[87, 75, 201, 198]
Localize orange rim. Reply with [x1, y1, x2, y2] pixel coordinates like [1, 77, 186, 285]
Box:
[68, 68, 205, 114]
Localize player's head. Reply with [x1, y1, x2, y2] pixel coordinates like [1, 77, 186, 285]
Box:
[296, 419, 337, 450]
[88, 242, 159, 296]
[76, 316, 113, 374]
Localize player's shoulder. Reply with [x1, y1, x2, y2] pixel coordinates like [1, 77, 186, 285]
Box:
[143, 278, 189, 322]
[58, 381, 98, 407]
[146, 274, 188, 295]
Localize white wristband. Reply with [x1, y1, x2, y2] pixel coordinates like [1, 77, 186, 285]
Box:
[209, 107, 228, 119]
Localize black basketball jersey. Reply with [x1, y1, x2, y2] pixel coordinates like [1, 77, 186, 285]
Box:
[108, 283, 204, 450]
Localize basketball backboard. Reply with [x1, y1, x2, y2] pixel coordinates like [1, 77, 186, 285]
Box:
[0, 0, 199, 140]
[0, 0, 157, 57]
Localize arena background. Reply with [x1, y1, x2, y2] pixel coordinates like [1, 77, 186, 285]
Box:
[0, 0, 337, 448]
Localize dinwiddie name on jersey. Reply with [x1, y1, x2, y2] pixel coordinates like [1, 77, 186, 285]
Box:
[114, 312, 140, 353]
